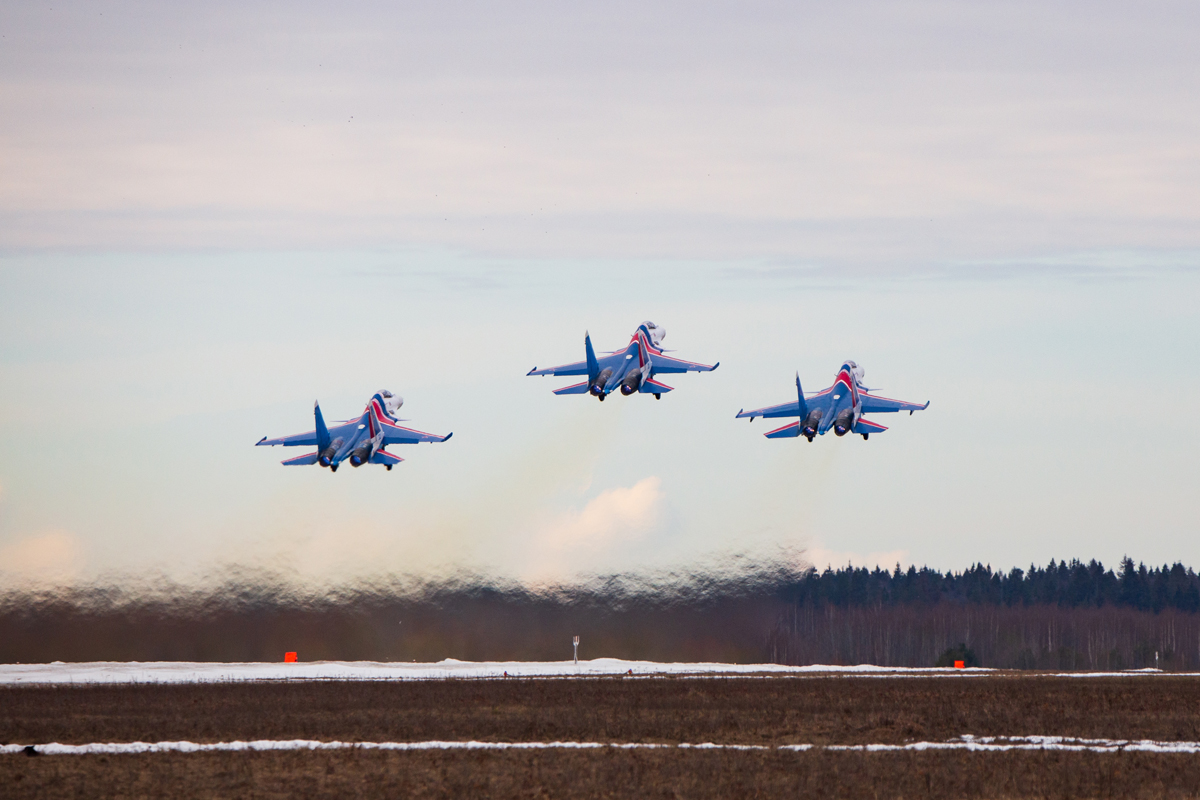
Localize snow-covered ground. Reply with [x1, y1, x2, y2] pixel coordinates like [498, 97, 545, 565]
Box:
[6, 735, 1200, 756]
[0, 658, 982, 685]
[0, 659, 1182, 685]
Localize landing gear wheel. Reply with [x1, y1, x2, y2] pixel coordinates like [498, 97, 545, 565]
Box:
[386, 464, 393, 471]
[598, 394, 605, 402]
[862, 433, 869, 440]
[330, 464, 338, 472]
[654, 393, 661, 400]
[805, 435, 814, 443]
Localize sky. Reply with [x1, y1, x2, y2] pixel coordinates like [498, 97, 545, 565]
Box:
[1, 0, 1198, 589]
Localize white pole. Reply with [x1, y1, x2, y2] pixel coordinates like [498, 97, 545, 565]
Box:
[573, 635, 580, 665]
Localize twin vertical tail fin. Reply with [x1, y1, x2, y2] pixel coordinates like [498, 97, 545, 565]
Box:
[314, 401, 331, 450]
[585, 332, 600, 384]
[796, 373, 809, 419]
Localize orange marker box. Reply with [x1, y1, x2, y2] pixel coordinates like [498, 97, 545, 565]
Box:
[284, 652, 298, 663]
[954, 660, 964, 669]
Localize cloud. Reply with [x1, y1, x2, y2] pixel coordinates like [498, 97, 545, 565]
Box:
[4, 1, 1199, 262]
[0, 530, 84, 585]
[539, 476, 665, 553]
[804, 539, 911, 573]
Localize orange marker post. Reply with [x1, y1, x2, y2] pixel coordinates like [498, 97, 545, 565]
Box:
[284, 652, 298, 663]
[954, 660, 964, 669]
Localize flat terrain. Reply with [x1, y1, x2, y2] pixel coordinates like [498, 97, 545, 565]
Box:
[5, 674, 1200, 798]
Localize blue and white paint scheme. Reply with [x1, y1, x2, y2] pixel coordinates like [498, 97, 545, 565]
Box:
[527, 321, 718, 401]
[255, 390, 452, 471]
[736, 362, 928, 441]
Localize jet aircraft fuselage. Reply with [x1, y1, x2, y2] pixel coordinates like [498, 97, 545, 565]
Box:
[527, 321, 718, 400]
[256, 391, 451, 471]
[737, 361, 928, 441]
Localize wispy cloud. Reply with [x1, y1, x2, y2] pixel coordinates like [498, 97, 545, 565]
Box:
[0, 530, 84, 586]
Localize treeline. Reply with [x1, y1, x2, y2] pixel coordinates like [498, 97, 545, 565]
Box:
[2, 558, 1200, 668]
[784, 559, 1200, 612]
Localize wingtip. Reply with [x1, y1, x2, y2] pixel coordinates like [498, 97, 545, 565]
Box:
[443, 432, 454, 442]
[712, 361, 720, 370]
[527, 367, 537, 376]
[256, 436, 267, 445]
[736, 408, 743, 417]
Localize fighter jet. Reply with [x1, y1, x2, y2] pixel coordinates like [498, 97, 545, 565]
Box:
[255, 390, 451, 471]
[736, 361, 928, 441]
[527, 321, 718, 400]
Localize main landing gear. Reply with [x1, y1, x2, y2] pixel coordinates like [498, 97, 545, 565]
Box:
[862, 433, 869, 440]
[330, 464, 338, 472]
[654, 393, 661, 400]
[385, 464, 393, 471]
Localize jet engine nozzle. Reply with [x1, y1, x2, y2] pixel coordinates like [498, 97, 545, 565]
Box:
[833, 409, 855, 437]
[590, 368, 613, 397]
[349, 442, 372, 467]
[801, 409, 822, 439]
[318, 438, 344, 468]
[620, 372, 642, 395]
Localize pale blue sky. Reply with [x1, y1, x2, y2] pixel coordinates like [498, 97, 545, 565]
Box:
[1, 0, 1198, 587]
[1, 255, 1196, 586]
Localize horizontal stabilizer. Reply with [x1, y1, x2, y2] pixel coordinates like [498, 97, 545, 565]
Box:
[553, 381, 591, 395]
[370, 449, 405, 466]
[639, 377, 674, 394]
[281, 451, 321, 466]
[764, 421, 802, 439]
[853, 417, 888, 435]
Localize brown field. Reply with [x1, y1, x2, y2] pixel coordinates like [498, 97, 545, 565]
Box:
[4, 674, 1200, 798]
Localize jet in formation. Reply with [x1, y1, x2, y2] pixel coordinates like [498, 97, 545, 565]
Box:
[736, 361, 928, 441]
[256, 390, 451, 471]
[527, 321, 718, 400]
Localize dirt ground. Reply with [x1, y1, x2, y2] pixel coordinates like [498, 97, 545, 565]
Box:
[4, 674, 1200, 798]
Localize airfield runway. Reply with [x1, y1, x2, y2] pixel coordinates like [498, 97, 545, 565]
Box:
[4, 661, 1200, 798]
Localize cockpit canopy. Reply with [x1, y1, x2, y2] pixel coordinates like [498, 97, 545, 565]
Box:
[642, 321, 666, 347]
[844, 361, 865, 385]
[377, 390, 404, 415]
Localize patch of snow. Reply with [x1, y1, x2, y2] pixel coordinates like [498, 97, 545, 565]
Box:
[6, 735, 1200, 757]
[0, 659, 981, 685]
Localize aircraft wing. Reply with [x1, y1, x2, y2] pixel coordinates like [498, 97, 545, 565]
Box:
[736, 401, 800, 420]
[860, 392, 930, 414]
[381, 421, 452, 445]
[528, 350, 627, 377]
[257, 430, 319, 447]
[737, 388, 834, 420]
[527, 361, 589, 377]
[649, 354, 719, 374]
[257, 418, 359, 447]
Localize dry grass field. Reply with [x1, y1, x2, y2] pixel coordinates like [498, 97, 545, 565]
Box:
[4, 674, 1200, 798]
